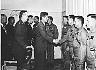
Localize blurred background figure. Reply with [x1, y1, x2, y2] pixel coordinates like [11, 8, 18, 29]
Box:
[32, 16, 39, 48]
[1, 14, 7, 66]
[33, 16, 39, 28]
[25, 15, 33, 46]
[1, 14, 7, 29]
[6, 16, 15, 60]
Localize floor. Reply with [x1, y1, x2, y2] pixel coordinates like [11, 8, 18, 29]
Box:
[2, 59, 90, 70]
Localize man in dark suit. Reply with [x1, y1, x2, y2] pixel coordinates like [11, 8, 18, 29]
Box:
[6, 16, 15, 60]
[33, 16, 39, 28]
[13, 10, 28, 70]
[1, 14, 7, 66]
[34, 12, 54, 70]
[25, 15, 33, 46]
[32, 16, 39, 47]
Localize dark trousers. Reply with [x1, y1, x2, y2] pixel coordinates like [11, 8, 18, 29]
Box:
[1, 46, 7, 66]
[47, 44, 54, 70]
[61, 43, 70, 70]
[47, 44, 54, 61]
[35, 48, 46, 70]
[12, 46, 26, 70]
[6, 45, 13, 60]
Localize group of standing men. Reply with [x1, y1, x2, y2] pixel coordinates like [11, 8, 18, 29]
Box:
[1, 10, 96, 70]
[60, 14, 96, 70]
[1, 11, 58, 70]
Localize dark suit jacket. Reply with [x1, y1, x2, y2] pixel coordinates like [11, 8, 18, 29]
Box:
[34, 21, 53, 52]
[6, 24, 15, 46]
[1, 26, 7, 60]
[25, 21, 33, 46]
[14, 20, 27, 49]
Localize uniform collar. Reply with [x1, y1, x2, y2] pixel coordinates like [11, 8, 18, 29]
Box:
[40, 21, 45, 26]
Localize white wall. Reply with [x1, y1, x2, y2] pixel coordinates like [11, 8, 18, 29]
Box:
[65, 0, 96, 16]
[1, 0, 62, 12]
[63, 0, 96, 29]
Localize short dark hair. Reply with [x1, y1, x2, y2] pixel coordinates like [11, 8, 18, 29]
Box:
[8, 16, 15, 22]
[28, 15, 33, 18]
[75, 16, 84, 25]
[63, 16, 68, 20]
[40, 12, 48, 20]
[1, 14, 7, 24]
[48, 16, 53, 21]
[27, 15, 33, 21]
[87, 14, 96, 20]
[19, 10, 27, 19]
[1, 14, 6, 17]
[1, 14, 7, 19]
[91, 15, 96, 20]
[34, 16, 39, 20]
[87, 14, 96, 17]
[69, 15, 75, 21]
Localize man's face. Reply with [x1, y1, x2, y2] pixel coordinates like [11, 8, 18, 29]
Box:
[87, 16, 96, 31]
[28, 17, 33, 23]
[47, 18, 52, 25]
[43, 15, 48, 22]
[1, 15, 7, 25]
[68, 17, 73, 25]
[75, 18, 82, 28]
[21, 12, 28, 22]
[63, 17, 68, 24]
[10, 18, 15, 25]
[34, 17, 39, 23]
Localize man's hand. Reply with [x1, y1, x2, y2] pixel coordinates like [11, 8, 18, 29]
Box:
[53, 39, 58, 44]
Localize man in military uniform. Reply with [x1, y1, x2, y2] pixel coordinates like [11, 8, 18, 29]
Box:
[58, 15, 76, 70]
[46, 16, 58, 70]
[86, 14, 96, 70]
[73, 16, 95, 70]
[61, 16, 70, 56]
[25, 15, 33, 46]
[46, 16, 58, 61]
[32, 16, 39, 47]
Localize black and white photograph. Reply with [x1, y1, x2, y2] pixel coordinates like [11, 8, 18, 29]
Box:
[0, 0, 96, 70]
